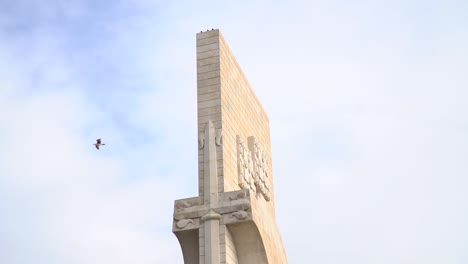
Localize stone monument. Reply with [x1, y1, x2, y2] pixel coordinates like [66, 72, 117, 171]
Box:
[172, 29, 288, 264]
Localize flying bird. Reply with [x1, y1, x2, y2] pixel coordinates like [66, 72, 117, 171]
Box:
[94, 138, 106, 150]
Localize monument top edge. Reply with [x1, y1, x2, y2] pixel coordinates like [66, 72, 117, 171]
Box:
[196, 28, 220, 39]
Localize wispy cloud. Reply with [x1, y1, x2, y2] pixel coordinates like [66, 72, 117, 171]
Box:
[1, 0, 467, 263]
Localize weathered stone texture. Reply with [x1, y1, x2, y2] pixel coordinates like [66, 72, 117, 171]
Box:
[217, 30, 287, 264]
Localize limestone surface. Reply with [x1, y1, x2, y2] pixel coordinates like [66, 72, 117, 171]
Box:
[173, 29, 288, 264]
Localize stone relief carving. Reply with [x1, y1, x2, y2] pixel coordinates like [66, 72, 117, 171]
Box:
[176, 201, 192, 210]
[231, 210, 248, 220]
[236, 136, 256, 193]
[176, 219, 193, 229]
[248, 136, 271, 201]
[200, 210, 222, 222]
[198, 134, 205, 150]
[236, 135, 272, 201]
[215, 129, 222, 146]
[229, 191, 247, 201]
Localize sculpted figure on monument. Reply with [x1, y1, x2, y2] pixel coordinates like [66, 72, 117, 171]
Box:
[249, 136, 271, 201]
[237, 135, 271, 201]
[237, 135, 256, 192]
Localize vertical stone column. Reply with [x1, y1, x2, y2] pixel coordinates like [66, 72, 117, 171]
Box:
[197, 29, 222, 198]
[197, 31, 223, 264]
[202, 120, 220, 263]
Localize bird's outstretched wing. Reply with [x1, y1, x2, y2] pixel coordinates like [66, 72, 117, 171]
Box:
[95, 145, 100, 150]
[96, 138, 102, 144]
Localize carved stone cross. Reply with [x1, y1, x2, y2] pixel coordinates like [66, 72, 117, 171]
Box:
[173, 120, 252, 263]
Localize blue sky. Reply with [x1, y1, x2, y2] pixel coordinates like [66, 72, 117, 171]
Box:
[1, 0, 467, 263]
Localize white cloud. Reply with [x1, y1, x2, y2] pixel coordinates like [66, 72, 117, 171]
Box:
[1, 0, 467, 263]
[0, 87, 184, 263]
